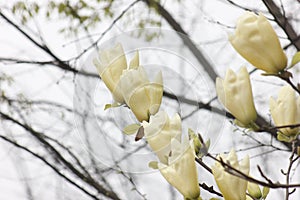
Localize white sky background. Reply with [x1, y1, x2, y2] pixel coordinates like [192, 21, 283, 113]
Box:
[0, 0, 300, 199]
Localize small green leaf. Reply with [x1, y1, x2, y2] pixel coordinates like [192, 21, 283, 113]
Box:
[104, 102, 120, 110]
[260, 72, 279, 76]
[188, 128, 202, 155]
[277, 132, 293, 142]
[233, 119, 247, 128]
[148, 161, 158, 169]
[290, 51, 300, 68]
[262, 186, 270, 199]
[58, 3, 65, 13]
[104, 104, 112, 110]
[123, 124, 140, 135]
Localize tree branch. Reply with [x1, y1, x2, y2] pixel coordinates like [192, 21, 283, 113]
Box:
[208, 153, 300, 189]
[0, 134, 101, 200]
[262, 0, 300, 50]
[142, 0, 218, 81]
[0, 111, 121, 200]
[0, 12, 97, 77]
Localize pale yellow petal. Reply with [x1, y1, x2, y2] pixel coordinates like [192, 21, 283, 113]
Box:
[159, 143, 200, 199]
[93, 43, 127, 103]
[212, 150, 249, 200]
[129, 51, 139, 69]
[230, 12, 287, 73]
[119, 66, 149, 104]
[270, 86, 299, 136]
[216, 77, 225, 106]
[143, 111, 181, 163]
[217, 67, 257, 125]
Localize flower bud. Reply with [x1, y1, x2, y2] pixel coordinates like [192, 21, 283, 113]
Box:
[158, 138, 200, 199]
[247, 182, 262, 199]
[93, 43, 139, 103]
[216, 67, 257, 126]
[119, 66, 163, 122]
[230, 12, 287, 73]
[269, 85, 300, 137]
[212, 149, 250, 200]
[142, 111, 181, 163]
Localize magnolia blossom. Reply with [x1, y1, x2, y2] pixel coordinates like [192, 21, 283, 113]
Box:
[212, 150, 250, 200]
[142, 111, 181, 163]
[229, 12, 287, 73]
[119, 66, 163, 122]
[93, 43, 139, 103]
[216, 67, 257, 126]
[144, 112, 200, 199]
[158, 138, 200, 200]
[269, 85, 300, 137]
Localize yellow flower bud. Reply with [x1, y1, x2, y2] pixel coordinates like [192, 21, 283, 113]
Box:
[212, 149, 250, 200]
[269, 85, 300, 137]
[93, 43, 139, 103]
[229, 12, 287, 73]
[158, 138, 200, 199]
[247, 181, 262, 199]
[119, 66, 163, 122]
[142, 111, 181, 163]
[216, 67, 257, 126]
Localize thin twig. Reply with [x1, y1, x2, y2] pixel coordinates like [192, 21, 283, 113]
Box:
[0, 135, 101, 200]
[199, 183, 223, 197]
[0, 111, 121, 200]
[69, 0, 141, 61]
[285, 141, 299, 200]
[207, 153, 300, 189]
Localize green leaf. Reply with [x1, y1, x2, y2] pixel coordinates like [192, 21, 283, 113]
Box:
[104, 102, 120, 110]
[123, 124, 140, 135]
[104, 104, 112, 110]
[188, 128, 202, 155]
[148, 161, 158, 169]
[262, 186, 270, 199]
[58, 3, 65, 13]
[290, 51, 300, 68]
[277, 132, 294, 142]
[33, 3, 39, 13]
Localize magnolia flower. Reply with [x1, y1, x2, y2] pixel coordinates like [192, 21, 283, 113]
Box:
[216, 67, 257, 126]
[119, 66, 163, 122]
[142, 111, 182, 163]
[269, 85, 300, 137]
[229, 12, 287, 73]
[158, 138, 200, 200]
[93, 43, 139, 103]
[212, 150, 250, 200]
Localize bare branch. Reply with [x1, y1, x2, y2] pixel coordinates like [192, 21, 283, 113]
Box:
[208, 153, 300, 189]
[0, 12, 97, 78]
[262, 0, 300, 50]
[0, 111, 121, 200]
[0, 134, 101, 200]
[69, 0, 142, 61]
[142, 0, 218, 81]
